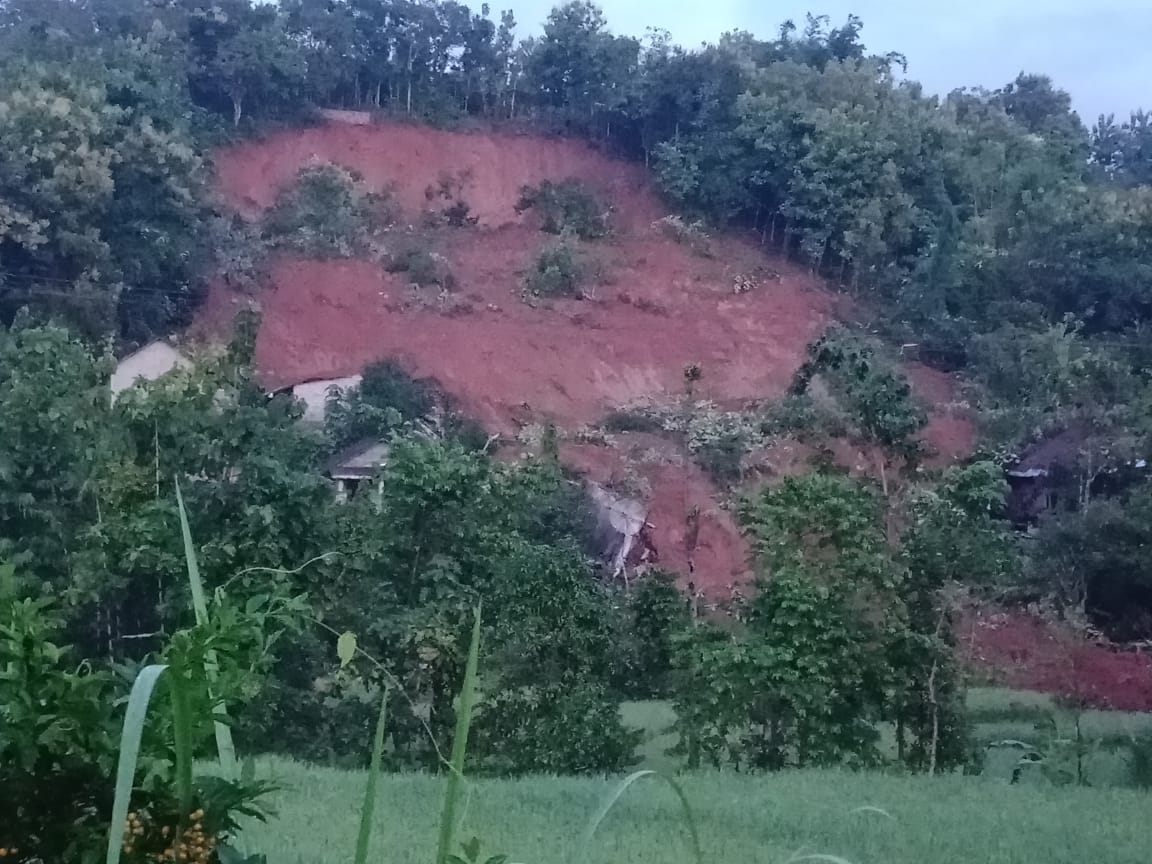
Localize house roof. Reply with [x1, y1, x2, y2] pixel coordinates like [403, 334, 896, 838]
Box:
[326, 439, 391, 480]
[110, 341, 191, 396]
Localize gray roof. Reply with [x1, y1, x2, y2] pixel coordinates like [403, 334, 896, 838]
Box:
[326, 439, 391, 480]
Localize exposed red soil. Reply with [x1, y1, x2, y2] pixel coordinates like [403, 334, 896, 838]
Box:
[961, 608, 1152, 711]
[213, 123, 662, 232]
[204, 120, 976, 595]
[905, 364, 976, 463]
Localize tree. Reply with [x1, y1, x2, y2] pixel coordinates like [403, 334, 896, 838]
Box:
[995, 73, 1088, 160]
[673, 473, 900, 770]
[0, 319, 115, 590]
[185, 0, 306, 126]
[1030, 482, 1152, 640]
[0, 60, 208, 339]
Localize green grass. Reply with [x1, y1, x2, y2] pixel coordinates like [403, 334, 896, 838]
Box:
[620, 691, 1152, 785]
[236, 756, 1150, 864]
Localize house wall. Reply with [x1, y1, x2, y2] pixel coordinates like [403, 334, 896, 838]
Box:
[110, 342, 191, 397]
[291, 375, 362, 424]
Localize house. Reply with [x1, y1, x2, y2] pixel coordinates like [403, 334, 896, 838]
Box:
[110, 341, 191, 400]
[586, 482, 658, 584]
[1006, 425, 1150, 524]
[326, 438, 390, 502]
[280, 374, 362, 425]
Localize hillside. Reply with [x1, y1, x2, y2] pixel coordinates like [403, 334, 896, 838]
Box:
[204, 119, 975, 593]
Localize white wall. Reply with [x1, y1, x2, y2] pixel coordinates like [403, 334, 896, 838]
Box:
[110, 342, 191, 397]
[291, 375, 362, 425]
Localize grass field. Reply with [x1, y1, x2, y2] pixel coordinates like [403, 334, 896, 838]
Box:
[236, 757, 1150, 864]
[622, 690, 1152, 785]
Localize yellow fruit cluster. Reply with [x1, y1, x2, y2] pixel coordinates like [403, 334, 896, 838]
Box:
[121, 808, 217, 863]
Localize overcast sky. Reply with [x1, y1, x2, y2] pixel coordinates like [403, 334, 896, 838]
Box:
[510, 0, 1151, 122]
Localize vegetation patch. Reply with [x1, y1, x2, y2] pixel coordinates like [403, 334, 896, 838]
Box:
[386, 246, 457, 289]
[423, 169, 480, 227]
[516, 178, 609, 239]
[523, 240, 587, 298]
[264, 162, 397, 258]
[653, 214, 713, 256]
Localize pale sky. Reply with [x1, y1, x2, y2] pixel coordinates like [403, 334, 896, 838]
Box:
[510, 0, 1151, 122]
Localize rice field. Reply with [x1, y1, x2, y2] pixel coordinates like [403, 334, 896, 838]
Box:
[622, 690, 1152, 784]
[236, 757, 1150, 864]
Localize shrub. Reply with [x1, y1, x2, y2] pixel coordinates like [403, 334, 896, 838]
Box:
[209, 214, 268, 292]
[653, 214, 712, 256]
[325, 358, 437, 449]
[524, 241, 585, 298]
[1127, 733, 1152, 789]
[760, 393, 850, 440]
[264, 162, 396, 258]
[387, 247, 456, 289]
[470, 680, 641, 775]
[625, 571, 690, 697]
[694, 433, 746, 485]
[424, 169, 479, 227]
[602, 407, 665, 434]
[0, 593, 121, 860]
[516, 179, 609, 239]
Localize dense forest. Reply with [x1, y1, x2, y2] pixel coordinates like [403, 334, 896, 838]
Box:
[4, 1, 1152, 858]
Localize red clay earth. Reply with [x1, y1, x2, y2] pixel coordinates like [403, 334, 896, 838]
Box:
[204, 120, 974, 597]
[962, 609, 1152, 711]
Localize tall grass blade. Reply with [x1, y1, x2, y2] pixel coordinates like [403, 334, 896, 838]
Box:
[106, 664, 194, 864]
[435, 604, 482, 864]
[169, 665, 195, 819]
[573, 770, 703, 864]
[354, 687, 390, 864]
[175, 476, 238, 778]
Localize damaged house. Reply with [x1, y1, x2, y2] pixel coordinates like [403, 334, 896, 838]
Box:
[1006, 425, 1149, 525]
[326, 439, 391, 502]
[586, 482, 658, 584]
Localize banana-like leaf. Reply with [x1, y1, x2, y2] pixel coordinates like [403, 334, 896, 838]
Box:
[175, 476, 238, 778]
[105, 664, 194, 864]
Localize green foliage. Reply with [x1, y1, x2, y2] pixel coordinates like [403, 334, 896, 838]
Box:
[759, 393, 849, 440]
[325, 358, 437, 451]
[523, 241, 585, 298]
[472, 681, 641, 775]
[387, 247, 457, 289]
[0, 60, 207, 340]
[792, 329, 926, 458]
[652, 215, 712, 256]
[0, 319, 115, 588]
[1126, 733, 1152, 790]
[0, 592, 120, 861]
[1029, 481, 1152, 640]
[624, 572, 690, 697]
[671, 474, 899, 770]
[516, 178, 609, 239]
[263, 163, 395, 258]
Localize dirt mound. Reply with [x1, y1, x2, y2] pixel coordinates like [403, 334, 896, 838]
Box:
[205, 119, 975, 595]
